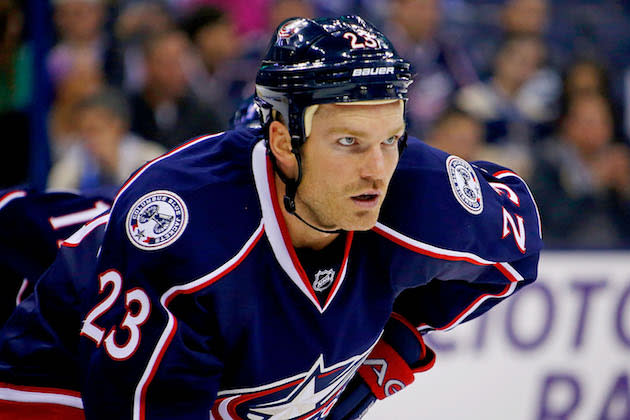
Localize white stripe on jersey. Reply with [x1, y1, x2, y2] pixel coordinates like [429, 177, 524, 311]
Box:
[133, 222, 264, 420]
[111, 132, 224, 216]
[0, 385, 83, 409]
[0, 190, 26, 211]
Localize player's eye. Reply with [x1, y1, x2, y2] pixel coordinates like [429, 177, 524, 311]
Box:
[338, 137, 356, 146]
[383, 135, 398, 146]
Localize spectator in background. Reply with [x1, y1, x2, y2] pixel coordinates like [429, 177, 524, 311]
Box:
[562, 58, 610, 101]
[502, 0, 548, 36]
[528, 92, 630, 248]
[52, 0, 104, 47]
[48, 88, 165, 191]
[0, 0, 29, 112]
[268, 0, 315, 31]
[557, 58, 625, 141]
[0, 0, 31, 188]
[472, 0, 570, 77]
[176, 0, 269, 38]
[49, 0, 122, 86]
[384, 0, 479, 139]
[424, 107, 484, 162]
[114, 0, 174, 93]
[48, 47, 104, 161]
[128, 30, 223, 149]
[455, 33, 558, 177]
[182, 6, 253, 124]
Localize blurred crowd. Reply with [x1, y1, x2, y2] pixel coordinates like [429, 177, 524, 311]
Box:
[2, 0, 630, 248]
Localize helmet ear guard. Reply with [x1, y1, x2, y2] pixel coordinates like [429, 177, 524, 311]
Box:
[255, 95, 303, 215]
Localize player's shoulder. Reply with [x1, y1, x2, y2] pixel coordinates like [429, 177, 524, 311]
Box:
[101, 129, 264, 282]
[0, 187, 111, 212]
[380, 137, 542, 261]
[112, 128, 260, 212]
[119, 129, 258, 191]
[0, 186, 114, 239]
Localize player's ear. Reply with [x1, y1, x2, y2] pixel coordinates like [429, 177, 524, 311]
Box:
[268, 121, 298, 177]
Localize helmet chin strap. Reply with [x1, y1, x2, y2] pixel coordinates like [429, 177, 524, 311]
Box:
[275, 140, 344, 235]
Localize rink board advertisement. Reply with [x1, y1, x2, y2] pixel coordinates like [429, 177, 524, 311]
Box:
[364, 251, 630, 420]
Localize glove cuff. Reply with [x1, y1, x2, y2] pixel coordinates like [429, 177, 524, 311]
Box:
[357, 340, 415, 400]
[357, 313, 436, 400]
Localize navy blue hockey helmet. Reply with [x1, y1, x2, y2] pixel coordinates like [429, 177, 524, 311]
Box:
[255, 15, 413, 144]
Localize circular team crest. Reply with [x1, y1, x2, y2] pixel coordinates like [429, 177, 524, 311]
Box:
[277, 19, 308, 38]
[446, 155, 483, 215]
[126, 190, 188, 250]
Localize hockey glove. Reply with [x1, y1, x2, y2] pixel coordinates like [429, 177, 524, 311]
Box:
[327, 313, 436, 420]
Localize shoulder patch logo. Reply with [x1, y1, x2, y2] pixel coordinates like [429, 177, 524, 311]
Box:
[125, 190, 188, 250]
[446, 155, 483, 215]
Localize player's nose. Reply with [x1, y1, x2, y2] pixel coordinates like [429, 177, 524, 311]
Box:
[359, 145, 387, 180]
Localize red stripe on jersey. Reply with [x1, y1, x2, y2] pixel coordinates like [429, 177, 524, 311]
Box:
[265, 157, 317, 305]
[113, 132, 224, 209]
[138, 316, 179, 420]
[439, 283, 511, 331]
[373, 224, 521, 282]
[164, 226, 265, 306]
[137, 224, 264, 420]
[323, 231, 354, 309]
[372, 225, 488, 266]
[0, 383, 81, 398]
[0, 383, 84, 419]
[0, 190, 26, 211]
[60, 214, 109, 247]
[492, 169, 517, 178]
[211, 375, 343, 420]
[373, 224, 522, 332]
[226, 378, 300, 419]
[264, 155, 354, 313]
[0, 400, 84, 420]
[496, 263, 520, 283]
[416, 282, 514, 332]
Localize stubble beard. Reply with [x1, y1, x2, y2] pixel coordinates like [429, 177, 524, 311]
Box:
[295, 181, 384, 232]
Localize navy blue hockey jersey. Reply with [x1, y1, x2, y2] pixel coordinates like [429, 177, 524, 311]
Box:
[0, 188, 113, 326]
[0, 128, 541, 419]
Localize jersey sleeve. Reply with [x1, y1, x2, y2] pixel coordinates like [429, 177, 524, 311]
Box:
[0, 188, 225, 419]
[0, 188, 112, 324]
[76, 182, 226, 420]
[382, 156, 542, 333]
[393, 253, 538, 332]
[0, 214, 108, 419]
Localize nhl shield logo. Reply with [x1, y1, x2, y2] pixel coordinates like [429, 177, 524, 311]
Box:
[446, 155, 483, 215]
[313, 269, 335, 292]
[125, 190, 188, 250]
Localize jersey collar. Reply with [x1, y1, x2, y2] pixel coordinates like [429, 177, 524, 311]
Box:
[252, 140, 353, 313]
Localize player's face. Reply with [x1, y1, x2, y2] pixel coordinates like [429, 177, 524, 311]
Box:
[296, 102, 405, 231]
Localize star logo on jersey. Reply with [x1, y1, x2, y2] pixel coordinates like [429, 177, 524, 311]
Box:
[211, 348, 375, 420]
[126, 190, 188, 250]
[313, 269, 335, 292]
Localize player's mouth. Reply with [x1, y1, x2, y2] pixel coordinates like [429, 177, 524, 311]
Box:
[350, 192, 380, 209]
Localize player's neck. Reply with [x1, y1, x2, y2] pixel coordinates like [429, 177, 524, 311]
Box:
[275, 174, 339, 250]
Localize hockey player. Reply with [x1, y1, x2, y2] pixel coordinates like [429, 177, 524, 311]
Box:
[0, 16, 542, 419]
[0, 188, 114, 325]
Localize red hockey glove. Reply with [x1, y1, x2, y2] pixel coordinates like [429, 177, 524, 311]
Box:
[327, 313, 436, 420]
